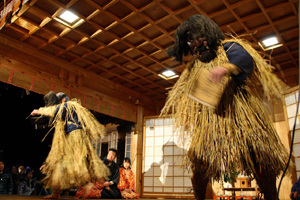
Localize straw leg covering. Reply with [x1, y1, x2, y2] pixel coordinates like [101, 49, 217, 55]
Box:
[253, 159, 278, 200]
[42, 122, 110, 190]
[190, 157, 210, 200]
[183, 81, 288, 180]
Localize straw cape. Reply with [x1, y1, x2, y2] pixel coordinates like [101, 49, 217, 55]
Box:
[160, 37, 289, 181]
[37, 99, 110, 190]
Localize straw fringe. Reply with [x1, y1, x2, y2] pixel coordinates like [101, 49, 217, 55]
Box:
[160, 38, 289, 180]
[38, 100, 110, 189]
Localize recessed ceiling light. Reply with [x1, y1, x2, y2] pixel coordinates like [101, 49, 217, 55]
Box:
[59, 11, 79, 24]
[258, 36, 283, 51]
[262, 37, 279, 47]
[159, 70, 179, 80]
[162, 70, 175, 78]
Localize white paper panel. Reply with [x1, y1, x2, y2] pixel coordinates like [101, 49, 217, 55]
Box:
[184, 177, 192, 187]
[145, 167, 153, 176]
[285, 93, 296, 106]
[165, 177, 174, 186]
[164, 126, 173, 135]
[297, 91, 299, 102]
[174, 166, 183, 176]
[155, 118, 164, 126]
[164, 118, 172, 125]
[164, 187, 173, 192]
[155, 126, 164, 136]
[154, 166, 161, 176]
[292, 130, 300, 143]
[145, 146, 154, 156]
[144, 187, 153, 192]
[146, 119, 154, 127]
[293, 143, 300, 157]
[164, 136, 173, 144]
[174, 177, 184, 186]
[144, 177, 153, 186]
[164, 156, 174, 164]
[145, 156, 154, 167]
[154, 177, 163, 186]
[154, 156, 162, 163]
[164, 146, 173, 155]
[174, 146, 184, 155]
[297, 171, 300, 180]
[154, 187, 163, 192]
[295, 158, 300, 171]
[174, 156, 183, 165]
[154, 146, 163, 156]
[166, 166, 173, 176]
[184, 168, 191, 176]
[287, 104, 297, 118]
[174, 188, 184, 193]
[145, 137, 154, 146]
[155, 137, 164, 146]
[145, 127, 154, 136]
[289, 117, 300, 131]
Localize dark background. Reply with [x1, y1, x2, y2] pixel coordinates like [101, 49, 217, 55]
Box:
[0, 81, 51, 172]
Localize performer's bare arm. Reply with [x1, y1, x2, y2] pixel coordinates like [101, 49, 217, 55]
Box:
[30, 105, 57, 117]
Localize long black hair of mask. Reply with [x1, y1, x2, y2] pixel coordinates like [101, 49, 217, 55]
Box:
[44, 91, 59, 107]
[167, 14, 225, 63]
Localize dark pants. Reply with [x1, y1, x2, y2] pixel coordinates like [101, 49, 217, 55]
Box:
[101, 185, 121, 199]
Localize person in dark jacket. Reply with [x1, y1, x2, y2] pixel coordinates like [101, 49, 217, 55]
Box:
[75, 148, 121, 199]
[0, 159, 13, 194]
[291, 176, 300, 200]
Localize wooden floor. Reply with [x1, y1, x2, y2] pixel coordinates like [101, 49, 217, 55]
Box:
[0, 196, 80, 200]
[0, 196, 193, 200]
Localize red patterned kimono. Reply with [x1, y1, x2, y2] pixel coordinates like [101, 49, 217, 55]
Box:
[75, 182, 104, 199]
[117, 167, 139, 199]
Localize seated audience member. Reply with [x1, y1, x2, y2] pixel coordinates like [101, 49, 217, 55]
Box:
[18, 165, 26, 181]
[11, 165, 21, 194]
[0, 159, 13, 194]
[118, 157, 139, 199]
[17, 168, 36, 195]
[291, 176, 300, 200]
[75, 148, 121, 199]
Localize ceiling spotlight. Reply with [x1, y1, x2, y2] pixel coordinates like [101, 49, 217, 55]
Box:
[159, 70, 179, 80]
[162, 70, 175, 77]
[263, 37, 278, 47]
[59, 10, 79, 24]
[258, 36, 282, 51]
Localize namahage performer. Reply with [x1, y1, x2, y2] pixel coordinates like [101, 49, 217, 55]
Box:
[160, 14, 290, 200]
[31, 92, 110, 199]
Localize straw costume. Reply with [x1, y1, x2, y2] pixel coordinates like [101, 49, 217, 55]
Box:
[161, 14, 289, 200]
[34, 92, 110, 195]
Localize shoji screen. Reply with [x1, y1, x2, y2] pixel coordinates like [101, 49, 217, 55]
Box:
[285, 87, 300, 178]
[142, 117, 193, 198]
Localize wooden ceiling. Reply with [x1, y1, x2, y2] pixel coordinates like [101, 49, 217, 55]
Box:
[0, 0, 299, 103]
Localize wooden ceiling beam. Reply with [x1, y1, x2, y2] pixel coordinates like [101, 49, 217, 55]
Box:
[0, 33, 158, 109]
[255, 0, 298, 68]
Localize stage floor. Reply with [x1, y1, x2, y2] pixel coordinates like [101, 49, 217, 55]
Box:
[0, 196, 81, 200]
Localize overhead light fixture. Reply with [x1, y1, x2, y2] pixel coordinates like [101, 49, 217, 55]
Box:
[158, 70, 179, 80]
[258, 36, 283, 51]
[55, 10, 83, 28]
[59, 10, 79, 24]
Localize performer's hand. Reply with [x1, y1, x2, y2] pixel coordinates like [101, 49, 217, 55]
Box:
[290, 192, 294, 199]
[125, 189, 132, 193]
[39, 163, 46, 170]
[209, 66, 228, 83]
[103, 181, 111, 187]
[294, 191, 299, 198]
[31, 109, 39, 116]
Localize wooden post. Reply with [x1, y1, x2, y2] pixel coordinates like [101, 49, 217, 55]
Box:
[131, 105, 143, 196]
